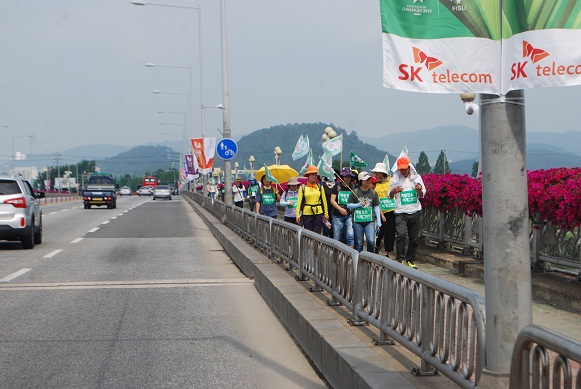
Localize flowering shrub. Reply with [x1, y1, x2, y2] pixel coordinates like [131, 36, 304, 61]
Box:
[419, 168, 581, 229]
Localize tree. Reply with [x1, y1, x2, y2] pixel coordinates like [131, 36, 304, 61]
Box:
[415, 151, 431, 174]
[471, 160, 479, 178]
[432, 150, 451, 174]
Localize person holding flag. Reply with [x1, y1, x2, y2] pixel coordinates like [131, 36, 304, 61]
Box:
[389, 156, 426, 269]
[255, 166, 281, 218]
[295, 165, 329, 233]
[347, 171, 382, 253]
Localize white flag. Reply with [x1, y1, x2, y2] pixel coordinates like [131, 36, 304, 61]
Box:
[299, 150, 314, 175]
[322, 134, 342, 157]
[391, 145, 410, 173]
[292, 135, 310, 160]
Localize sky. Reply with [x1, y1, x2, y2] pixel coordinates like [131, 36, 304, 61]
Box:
[1, 0, 580, 168]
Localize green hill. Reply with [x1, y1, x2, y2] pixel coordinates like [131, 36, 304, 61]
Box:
[229, 122, 395, 174]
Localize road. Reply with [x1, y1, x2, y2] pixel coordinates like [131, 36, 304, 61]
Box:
[0, 195, 328, 388]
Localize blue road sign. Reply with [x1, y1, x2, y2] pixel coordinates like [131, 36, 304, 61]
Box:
[216, 138, 238, 160]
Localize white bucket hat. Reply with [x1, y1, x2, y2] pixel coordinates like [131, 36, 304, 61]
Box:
[371, 162, 389, 175]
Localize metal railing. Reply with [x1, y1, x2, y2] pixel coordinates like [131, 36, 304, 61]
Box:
[186, 191, 486, 388]
[510, 324, 581, 389]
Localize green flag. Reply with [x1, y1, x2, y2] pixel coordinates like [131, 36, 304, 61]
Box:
[264, 165, 279, 183]
[317, 156, 335, 180]
[350, 152, 367, 169]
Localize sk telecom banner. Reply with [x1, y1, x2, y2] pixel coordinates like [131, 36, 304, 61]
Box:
[191, 137, 217, 174]
[380, 0, 581, 94]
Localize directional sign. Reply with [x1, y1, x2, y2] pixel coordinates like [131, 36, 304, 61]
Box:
[216, 138, 238, 160]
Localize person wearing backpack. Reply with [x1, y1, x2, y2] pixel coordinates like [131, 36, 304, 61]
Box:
[279, 176, 300, 224]
[246, 178, 260, 212]
[255, 175, 280, 218]
[295, 165, 329, 233]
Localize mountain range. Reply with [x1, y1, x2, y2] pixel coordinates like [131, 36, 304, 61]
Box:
[4, 124, 580, 177]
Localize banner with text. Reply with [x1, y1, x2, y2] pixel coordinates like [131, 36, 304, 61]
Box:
[380, 0, 581, 94]
[191, 137, 216, 174]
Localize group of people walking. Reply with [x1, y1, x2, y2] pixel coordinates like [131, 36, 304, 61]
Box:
[208, 155, 426, 268]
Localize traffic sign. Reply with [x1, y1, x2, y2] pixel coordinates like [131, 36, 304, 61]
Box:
[216, 138, 238, 160]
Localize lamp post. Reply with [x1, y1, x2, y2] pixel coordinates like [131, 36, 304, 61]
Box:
[273, 147, 282, 165]
[248, 155, 255, 177]
[234, 161, 239, 179]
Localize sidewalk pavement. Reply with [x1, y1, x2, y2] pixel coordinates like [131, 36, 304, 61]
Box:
[186, 196, 581, 388]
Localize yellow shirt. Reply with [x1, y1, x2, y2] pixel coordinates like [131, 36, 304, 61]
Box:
[374, 179, 394, 213]
[296, 184, 329, 217]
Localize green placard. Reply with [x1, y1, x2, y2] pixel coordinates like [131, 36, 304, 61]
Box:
[400, 189, 418, 205]
[262, 192, 275, 205]
[380, 197, 396, 211]
[338, 191, 350, 205]
[287, 196, 298, 209]
[353, 207, 373, 223]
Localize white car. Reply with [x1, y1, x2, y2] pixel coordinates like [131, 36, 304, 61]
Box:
[153, 185, 172, 200]
[119, 186, 132, 196]
[137, 186, 153, 196]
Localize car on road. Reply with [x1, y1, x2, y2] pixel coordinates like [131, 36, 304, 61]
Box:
[153, 185, 172, 200]
[0, 175, 46, 249]
[137, 186, 153, 196]
[119, 186, 132, 196]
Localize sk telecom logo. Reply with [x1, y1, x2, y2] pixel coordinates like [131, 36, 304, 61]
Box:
[511, 41, 550, 80]
[398, 47, 443, 82]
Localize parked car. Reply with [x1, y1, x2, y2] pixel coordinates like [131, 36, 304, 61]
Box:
[137, 186, 153, 196]
[153, 185, 172, 200]
[119, 186, 132, 196]
[0, 175, 45, 249]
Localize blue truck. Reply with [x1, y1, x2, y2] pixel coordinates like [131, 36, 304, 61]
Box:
[82, 173, 117, 209]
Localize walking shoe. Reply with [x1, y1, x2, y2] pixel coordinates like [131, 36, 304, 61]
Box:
[406, 260, 418, 269]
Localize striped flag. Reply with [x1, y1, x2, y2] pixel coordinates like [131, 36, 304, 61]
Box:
[292, 135, 310, 160]
[317, 156, 335, 180]
[299, 150, 314, 175]
[264, 165, 279, 183]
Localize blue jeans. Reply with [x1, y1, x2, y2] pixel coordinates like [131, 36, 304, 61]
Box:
[353, 221, 375, 253]
[332, 214, 354, 246]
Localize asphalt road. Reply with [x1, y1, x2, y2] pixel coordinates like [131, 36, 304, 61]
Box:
[0, 196, 328, 388]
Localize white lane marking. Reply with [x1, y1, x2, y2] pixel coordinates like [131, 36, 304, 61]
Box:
[0, 268, 31, 282]
[88, 227, 99, 233]
[71, 238, 84, 244]
[50, 212, 58, 215]
[111, 217, 117, 220]
[117, 214, 124, 216]
[61, 209, 69, 212]
[44, 249, 63, 259]
[101, 221, 110, 225]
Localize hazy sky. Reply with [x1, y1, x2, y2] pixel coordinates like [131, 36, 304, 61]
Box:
[1, 0, 580, 165]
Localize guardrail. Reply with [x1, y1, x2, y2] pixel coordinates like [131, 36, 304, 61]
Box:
[421, 207, 581, 276]
[510, 324, 581, 389]
[185, 191, 486, 389]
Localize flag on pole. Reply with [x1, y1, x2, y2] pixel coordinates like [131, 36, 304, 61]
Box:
[382, 154, 391, 176]
[299, 150, 314, 175]
[292, 135, 310, 160]
[349, 152, 368, 169]
[264, 165, 279, 183]
[317, 156, 335, 180]
[322, 134, 343, 157]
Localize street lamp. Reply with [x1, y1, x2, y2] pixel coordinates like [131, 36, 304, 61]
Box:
[234, 161, 239, 179]
[249, 155, 255, 176]
[274, 146, 282, 165]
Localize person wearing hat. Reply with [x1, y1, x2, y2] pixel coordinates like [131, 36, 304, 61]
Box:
[232, 177, 246, 208]
[347, 171, 382, 253]
[371, 162, 396, 258]
[279, 176, 301, 224]
[388, 156, 426, 269]
[246, 177, 260, 212]
[295, 165, 329, 233]
[329, 167, 356, 247]
[255, 175, 281, 218]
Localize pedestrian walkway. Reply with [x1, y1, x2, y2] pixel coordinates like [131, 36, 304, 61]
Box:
[185, 195, 581, 388]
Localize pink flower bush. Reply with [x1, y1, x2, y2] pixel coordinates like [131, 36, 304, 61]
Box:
[420, 168, 581, 229]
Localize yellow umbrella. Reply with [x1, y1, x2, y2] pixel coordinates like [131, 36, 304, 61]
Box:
[254, 164, 299, 184]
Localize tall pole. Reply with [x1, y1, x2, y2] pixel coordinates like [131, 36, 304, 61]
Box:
[479, 90, 532, 385]
[220, 0, 232, 205]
